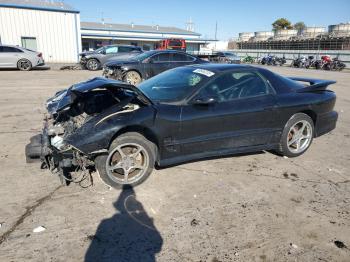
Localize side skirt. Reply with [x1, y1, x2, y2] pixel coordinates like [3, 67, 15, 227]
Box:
[158, 143, 279, 167]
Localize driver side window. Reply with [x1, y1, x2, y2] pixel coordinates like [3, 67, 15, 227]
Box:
[197, 70, 270, 102]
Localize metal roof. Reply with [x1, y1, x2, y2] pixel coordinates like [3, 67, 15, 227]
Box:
[81, 22, 201, 36]
[0, 0, 79, 13]
[81, 33, 211, 43]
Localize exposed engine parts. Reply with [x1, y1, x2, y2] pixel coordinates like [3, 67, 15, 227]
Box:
[25, 77, 146, 188]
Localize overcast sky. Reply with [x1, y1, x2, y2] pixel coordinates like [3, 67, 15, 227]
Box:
[70, 0, 350, 40]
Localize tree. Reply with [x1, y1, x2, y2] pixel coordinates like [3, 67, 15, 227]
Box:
[294, 22, 306, 34]
[272, 18, 293, 31]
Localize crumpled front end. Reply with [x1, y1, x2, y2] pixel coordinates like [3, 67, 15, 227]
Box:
[25, 77, 148, 185]
[102, 65, 125, 81]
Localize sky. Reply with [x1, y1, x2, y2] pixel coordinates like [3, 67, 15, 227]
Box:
[69, 0, 350, 40]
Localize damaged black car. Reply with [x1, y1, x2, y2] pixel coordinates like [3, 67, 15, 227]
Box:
[26, 64, 338, 188]
[102, 50, 206, 85]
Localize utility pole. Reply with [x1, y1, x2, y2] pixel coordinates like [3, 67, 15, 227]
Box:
[214, 21, 218, 50]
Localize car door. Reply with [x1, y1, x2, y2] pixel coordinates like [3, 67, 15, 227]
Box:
[0, 46, 22, 67]
[179, 69, 279, 156]
[144, 53, 171, 78]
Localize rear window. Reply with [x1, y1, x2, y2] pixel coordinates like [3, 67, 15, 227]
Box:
[258, 68, 304, 93]
[168, 40, 183, 47]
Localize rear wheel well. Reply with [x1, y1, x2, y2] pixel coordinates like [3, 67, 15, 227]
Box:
[300, 110, 317, 125]
[109, 126, 159, 160]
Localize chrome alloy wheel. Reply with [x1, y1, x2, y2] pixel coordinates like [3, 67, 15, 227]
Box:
[18, 60, 31, 70]
[125, 71, 142, 85]
[287, 120, 312, 154]
[106, 143, 149, 184]
[87, 59, 99, 70]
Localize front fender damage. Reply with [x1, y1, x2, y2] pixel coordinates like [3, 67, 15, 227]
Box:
[25, 77, 148, 186]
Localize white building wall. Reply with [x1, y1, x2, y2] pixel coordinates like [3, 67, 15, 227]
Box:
[0, 7, 81, 63]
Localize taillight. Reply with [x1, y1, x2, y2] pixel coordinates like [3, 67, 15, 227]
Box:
[37, 53, 42, 57]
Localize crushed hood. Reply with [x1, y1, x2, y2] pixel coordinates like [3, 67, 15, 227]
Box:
[46, 77, 152, 115]
[104, 58, 140, 67]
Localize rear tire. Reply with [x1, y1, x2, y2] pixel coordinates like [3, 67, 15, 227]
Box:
[17, 59, 32, 71]
[86, 59, 100, 71]
[277, 113, 314, 158]
[95, 132, 156, 189]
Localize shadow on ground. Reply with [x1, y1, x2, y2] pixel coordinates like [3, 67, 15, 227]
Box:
[85, 186, 163, 262]
[0, 66, 50, 71]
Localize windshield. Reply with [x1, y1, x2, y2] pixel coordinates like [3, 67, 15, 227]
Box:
[95, 46, 105, 53]
[138, 67, 214, 102]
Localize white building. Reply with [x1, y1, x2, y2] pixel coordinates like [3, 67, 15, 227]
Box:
[81, 22, 207, 53]
[0, 0, 81, 63]
[0, 0, 211, 63]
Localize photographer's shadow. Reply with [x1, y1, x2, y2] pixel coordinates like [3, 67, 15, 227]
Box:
[85, 186, 163, 262]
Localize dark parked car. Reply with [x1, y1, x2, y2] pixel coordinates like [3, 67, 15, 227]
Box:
[26, 64, 337, 189]
[102, 50, 206, 85]
[80, 45, 142, 71]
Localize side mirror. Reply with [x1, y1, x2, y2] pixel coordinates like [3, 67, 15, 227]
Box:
[192, 96, 217, 105]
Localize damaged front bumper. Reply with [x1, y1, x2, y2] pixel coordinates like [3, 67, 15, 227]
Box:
[25, 118, 94, 185]
[25, 120, 72, 167]
[102, 66, 124, 80]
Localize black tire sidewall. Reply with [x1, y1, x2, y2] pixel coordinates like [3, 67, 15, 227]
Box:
[279, 113, 314, 158]
[86, 59, 100, 71]
[95, 132, 155, 189]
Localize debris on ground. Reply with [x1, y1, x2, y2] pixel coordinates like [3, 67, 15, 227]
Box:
[60, 64, 83, 70]
[334, 240, 347, 249]
[191, 219, 199, 226]
[290, 243, 298, 249]
[283, 172, 289, 178]
[33, 226, 46, 233]
[290, 173, 298, 178]
[283, 156, 289, 159]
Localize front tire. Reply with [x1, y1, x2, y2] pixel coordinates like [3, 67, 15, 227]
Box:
[123, 70, 142, 85]
[86, 59, 100, 71]
[278, 113, 314, 157]
[95, 132, 156, 189]
[17, 59, 32, 71]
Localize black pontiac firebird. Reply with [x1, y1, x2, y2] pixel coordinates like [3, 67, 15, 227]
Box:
[26, 64, 337, 188]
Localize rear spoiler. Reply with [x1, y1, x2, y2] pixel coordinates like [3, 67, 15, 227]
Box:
[289, 77, 336, 93]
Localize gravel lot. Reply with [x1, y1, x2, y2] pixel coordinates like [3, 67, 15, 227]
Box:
[0, 66, 349, 262]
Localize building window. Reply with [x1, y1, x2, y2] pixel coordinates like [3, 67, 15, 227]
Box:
[21, 37, 37, 51]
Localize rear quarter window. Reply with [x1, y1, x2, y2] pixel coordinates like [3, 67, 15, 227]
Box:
[258, 68, 304, 93]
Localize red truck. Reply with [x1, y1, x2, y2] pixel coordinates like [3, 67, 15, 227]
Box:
[156, 39, 186, 51]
